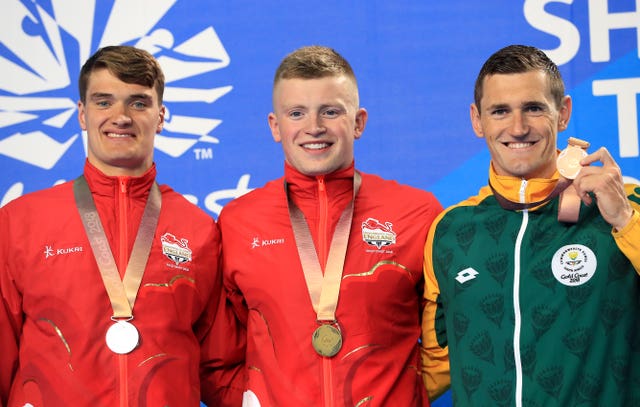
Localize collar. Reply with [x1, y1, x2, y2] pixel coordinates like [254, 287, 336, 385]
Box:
[284, 161, 355, 202]
[83, 160, 157, 199]
[488, 162, 560, 207]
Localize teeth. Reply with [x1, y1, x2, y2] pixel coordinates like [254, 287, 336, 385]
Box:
[107, 133, 132, 138]
[303, 143, 329, 150]
[508, 142, 532, 149]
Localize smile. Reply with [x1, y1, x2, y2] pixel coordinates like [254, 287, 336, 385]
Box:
[302, 142, 330, 150]
[505, 142, 534, 149]
[106, 132, 134, 138]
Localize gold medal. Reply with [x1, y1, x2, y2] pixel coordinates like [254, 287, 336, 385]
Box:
[312, 324, 342, 357]
[105, 320, 139, 354]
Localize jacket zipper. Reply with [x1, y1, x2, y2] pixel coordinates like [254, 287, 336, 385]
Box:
[118, 177, 130, 407]
[513, 179, 528, 407]
[317, 176, 335, 407]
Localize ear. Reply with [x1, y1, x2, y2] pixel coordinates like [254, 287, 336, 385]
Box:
[156, 105, 166, 134]
[77, 100, 87, 131]
[353, 108, 368, 140]
[268, 112, 281, 142]
[470, 103, 484, 138]
[557, 95, 572, 132]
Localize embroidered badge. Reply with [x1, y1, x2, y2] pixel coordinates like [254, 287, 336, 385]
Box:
[551, 244, 597, 286]
[161, 232, 193, 265]
[361, 217, 396, 249]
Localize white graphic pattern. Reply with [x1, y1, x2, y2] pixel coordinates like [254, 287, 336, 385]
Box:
[0, 0, 231, 170]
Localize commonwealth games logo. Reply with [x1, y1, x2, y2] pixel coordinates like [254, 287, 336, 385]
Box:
[551, 244, 597, 286]
[1, 0, 232, 204]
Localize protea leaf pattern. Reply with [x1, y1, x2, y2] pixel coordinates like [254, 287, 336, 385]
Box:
[480, 293, 504, 328]
[488, 378, 513, 406]
[453, 312, 469, 342]
[531, 304, 558, 339]
[562, 327, 590, 358]
[469, 330, 495, 364]
[485, 252, 508, 286]
[455, 222, 476, 255]
[461, 366, 482, 401]
[484, 212, 508, 243]
[536, 365, 563, 399]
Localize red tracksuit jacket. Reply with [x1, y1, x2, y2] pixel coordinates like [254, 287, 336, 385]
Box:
[0, 161, 244, 407]
[218, 163, 443, 406]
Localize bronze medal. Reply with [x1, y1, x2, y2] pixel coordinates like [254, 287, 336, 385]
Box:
[557, 146, 587, 179]
[312, 324, 343, 357]
[557, 137, 590, 180]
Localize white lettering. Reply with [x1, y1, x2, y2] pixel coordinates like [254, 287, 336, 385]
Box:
[523, 0, 580, 65]
[592, 77, 640, 157]
[194, 148, 213, 160]
[261, 239, 285, 246]
[588, 0, 640, 62]
[203, 174, 253, 217]
[55, 247, 83, 255]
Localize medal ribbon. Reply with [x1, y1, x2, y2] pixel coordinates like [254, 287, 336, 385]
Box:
[287, 172, 361, 322]
[74, 176, 160, 318]
[489, 177, 572, 211]
[490, 138, 589, 223]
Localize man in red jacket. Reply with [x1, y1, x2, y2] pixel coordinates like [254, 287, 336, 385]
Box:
[0, 45, 243, 406]
[218, 45, 449, 406]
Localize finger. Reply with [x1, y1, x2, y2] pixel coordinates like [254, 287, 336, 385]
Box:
[580, 146, 615, 167]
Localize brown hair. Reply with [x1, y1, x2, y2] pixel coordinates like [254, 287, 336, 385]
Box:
[78, 45, 165, 104]
[273, 45, 357, 86]
[474, 44, 565, 110]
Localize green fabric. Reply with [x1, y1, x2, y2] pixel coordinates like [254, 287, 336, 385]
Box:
[433, 193, 640, 406]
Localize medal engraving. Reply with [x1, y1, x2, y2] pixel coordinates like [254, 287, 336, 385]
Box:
[106, 320, 139, 354]
[312, 324, 342, 357]
[557, 146, 587, 179]
[557, 138, 590, 180]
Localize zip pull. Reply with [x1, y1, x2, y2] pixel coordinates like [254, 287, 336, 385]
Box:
[519, 179, 527, 204]
[317, 176, 326, 193]
[118, 177, 129, 194]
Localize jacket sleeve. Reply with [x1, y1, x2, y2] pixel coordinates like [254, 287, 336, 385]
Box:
[612, 184, 640, 274]
[0, 206, 21, 406]
[199, 223, 246, 407]
[420, 213, 450, 401]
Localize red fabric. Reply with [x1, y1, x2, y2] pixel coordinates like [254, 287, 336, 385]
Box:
[219, 162, 443, 406]
[0, 161, 243, 407]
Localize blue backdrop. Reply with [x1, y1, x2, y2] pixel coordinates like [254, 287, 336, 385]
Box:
[1, 1, 638, 405]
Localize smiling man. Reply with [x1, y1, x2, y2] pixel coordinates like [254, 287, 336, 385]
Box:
[421, 44, 640, 406]
[218, 45, 448, 406]
[0, 46, 243, 406]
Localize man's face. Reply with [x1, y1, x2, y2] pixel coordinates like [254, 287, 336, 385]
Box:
[470, 71, 571, 179]
[268, 75, 367, 176]
[77, 68, 165, 176]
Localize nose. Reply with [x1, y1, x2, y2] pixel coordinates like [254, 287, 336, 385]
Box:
[112, 103, 132, 126]
[304, 114, 326, 136]
[509, 111, 528, 137]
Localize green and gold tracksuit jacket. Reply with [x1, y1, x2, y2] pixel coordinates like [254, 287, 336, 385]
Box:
[421, 165, 640, 406]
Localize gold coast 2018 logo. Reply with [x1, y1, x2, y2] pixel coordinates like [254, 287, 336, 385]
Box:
[551, 244, 597, 286]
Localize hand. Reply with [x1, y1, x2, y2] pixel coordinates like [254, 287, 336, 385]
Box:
[573, 147, 634, 231]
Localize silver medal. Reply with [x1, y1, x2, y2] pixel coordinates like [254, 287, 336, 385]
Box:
[105, 320, 139, 354]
